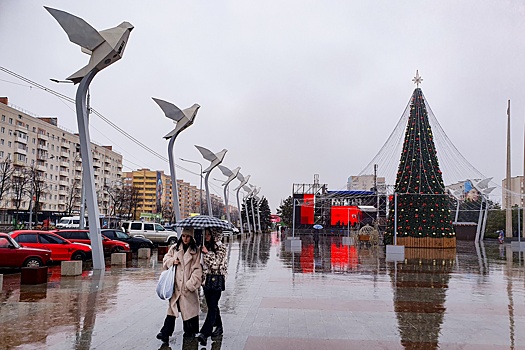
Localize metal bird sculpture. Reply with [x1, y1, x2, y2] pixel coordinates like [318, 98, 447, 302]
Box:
[218, 165, 241, 185]
[45, 7, 134, 84]
[195, 146, 227, 173]
[152, 98, 200, 139]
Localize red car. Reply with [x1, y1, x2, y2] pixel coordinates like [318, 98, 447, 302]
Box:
[0, 232, 51, 268]
[9, 230, 92, 262]
[51, 229, 131, 255]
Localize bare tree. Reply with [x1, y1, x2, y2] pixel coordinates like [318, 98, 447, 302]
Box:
[65, 177, 81, 216]
[160, 201, 174, 223]
[27, 165, 49, 225]
[10, 167, 30, 227]
[120, 185, 141, 220]
[0, 158, 13, 203]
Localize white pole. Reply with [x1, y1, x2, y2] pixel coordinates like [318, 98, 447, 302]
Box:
[394, 192, 398, 246]
[292, 198, 296, 238]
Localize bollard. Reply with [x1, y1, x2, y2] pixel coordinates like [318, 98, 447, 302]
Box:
[0, 274, 3, 290]
[21, 266, 48, 285]
[137, 248, 151, 259]
[126, 251, 133, 263]
[157, 246, 168, 261]
[111, 252, 127, 266]
[61, 260, 82, 276]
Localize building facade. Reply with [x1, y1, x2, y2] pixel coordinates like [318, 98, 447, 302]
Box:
[124, 169, 226, 222]
[0, 97, 123, 224]
[347, 175, 386, 192]
[502, 176, 524, 209]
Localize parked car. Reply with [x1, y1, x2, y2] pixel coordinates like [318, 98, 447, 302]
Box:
[51, 229, 130, 255]
[9, 230, 92, 262]
[121, 221, 178, 245]
[101, 229, 154, 252]
[222, 221, 240, 236]
[0, 232, 52, 268]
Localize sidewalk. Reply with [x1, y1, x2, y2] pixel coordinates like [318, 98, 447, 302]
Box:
[1, 233, 524, 349]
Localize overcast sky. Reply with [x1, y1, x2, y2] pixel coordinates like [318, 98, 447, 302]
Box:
[1, 1, 525, 211]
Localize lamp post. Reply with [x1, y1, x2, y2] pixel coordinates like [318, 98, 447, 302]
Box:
[195, 146, 227, 216]
[218, 165, 241, 223]
[50, 78, 88, 229]
[255, 194, 262, 233]
[250, 186, 260, 233]
[46, 7, 133, 270]
[234, 173, 250, 235]
[244, 185, 258, 233]
[243, 192, 252, 233]
[180, 158, 203, 214]
[153, 99, 199, 231]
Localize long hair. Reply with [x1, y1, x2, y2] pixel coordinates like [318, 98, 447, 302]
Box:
[204, 229, 217, 253]
[175, 235, 197, 252]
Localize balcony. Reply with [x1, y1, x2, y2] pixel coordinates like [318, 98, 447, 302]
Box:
[60, 160, 69, 167]
[37, 133, 48, 141]
[36, 164, 46, 172]
[59, 171, 69, 177]
[14, 148, 27, 156]
[13, 158, 26, 167]
[60, 151, 69, 158]
[37, 144, 48, 151]
[59, 180, 69, 186]
[93, 160, 101, 168]
[16, 135, 27, 144]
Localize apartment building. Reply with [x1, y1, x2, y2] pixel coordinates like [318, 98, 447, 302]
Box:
[502, 176, 524, 209]
[123, 168, 229, 221]
[123, 169, 172, 220]
[347, 174, 386, 192]
[0, 97, 123, 223]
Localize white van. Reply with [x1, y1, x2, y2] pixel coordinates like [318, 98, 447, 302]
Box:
[56, 216, 85, 229]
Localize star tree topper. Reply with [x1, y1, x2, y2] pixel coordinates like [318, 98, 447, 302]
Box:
[412, 70, 423, 87]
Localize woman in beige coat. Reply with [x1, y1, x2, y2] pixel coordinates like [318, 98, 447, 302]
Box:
[156, 227, 202, 344]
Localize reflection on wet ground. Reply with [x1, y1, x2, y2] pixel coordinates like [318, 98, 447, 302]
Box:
[1, 233, 524, 349]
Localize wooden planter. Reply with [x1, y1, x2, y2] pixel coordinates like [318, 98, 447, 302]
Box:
[396, 236, 456, 248]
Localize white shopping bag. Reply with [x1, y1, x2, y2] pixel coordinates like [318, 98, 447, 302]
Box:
[156, 265, 176, 300]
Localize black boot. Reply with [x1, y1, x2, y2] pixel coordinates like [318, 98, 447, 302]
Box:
[196, 333, 208, 346]
[211, 326, 223, 337]
[156, 332, 169, 343]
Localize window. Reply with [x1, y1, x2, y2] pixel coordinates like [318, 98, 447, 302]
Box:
[0, 151, 3, 157]
[70, 231, 88, 240]
[40, 234, 65, 244]
[1, 127, 4, 133]
[8, 118, 12, 124]
[15, 234, 38, 243]
[130, 222, 142, 230]
[7, 141, 11, 147]
[1, 115, 4, 121]
[0, 139, 3, 145]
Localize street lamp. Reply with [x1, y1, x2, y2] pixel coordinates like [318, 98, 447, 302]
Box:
[195, 146, 227, 217]
[153, 99, 200, 229]
[46, 7, 133, 270]
[251, 186, 261, 233]
[234, 172, 250, 235]
[180, 158, 203, 214]
[50, 78, 88, 229]
[218, 165, 241, 223]
[244, 185, 258, 233]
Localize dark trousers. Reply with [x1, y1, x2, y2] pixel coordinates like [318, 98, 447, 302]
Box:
[200, 288, 222, 336]
[160, 313, 199, 337]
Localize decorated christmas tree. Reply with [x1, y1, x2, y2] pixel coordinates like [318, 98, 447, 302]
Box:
[385, 76, 455, 247]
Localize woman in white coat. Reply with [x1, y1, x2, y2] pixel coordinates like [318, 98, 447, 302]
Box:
[157, 227, 202, 344]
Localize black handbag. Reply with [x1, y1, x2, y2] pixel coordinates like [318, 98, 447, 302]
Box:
[204, 274, 225, 291]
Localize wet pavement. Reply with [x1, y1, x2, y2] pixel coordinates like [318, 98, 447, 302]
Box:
[1, 232, 524, 350]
